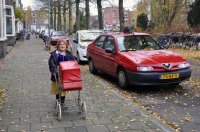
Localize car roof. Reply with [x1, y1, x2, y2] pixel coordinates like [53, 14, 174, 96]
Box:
[77, 30, 103, 33]
[100, 32, 150, 37]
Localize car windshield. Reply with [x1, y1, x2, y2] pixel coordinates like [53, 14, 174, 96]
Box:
[117, 35, 161, 51]
[52, 31, 65, 36]
[80, 32, 102, 42]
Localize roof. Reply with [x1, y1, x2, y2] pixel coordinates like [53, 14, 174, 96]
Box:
[77, 30, 103, 33]
[101, 32, 150, 37]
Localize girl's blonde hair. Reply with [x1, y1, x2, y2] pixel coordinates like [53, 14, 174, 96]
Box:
[56, 39, 69, 50]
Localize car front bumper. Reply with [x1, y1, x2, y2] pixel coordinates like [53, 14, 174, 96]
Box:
[127, 68, 191, 85]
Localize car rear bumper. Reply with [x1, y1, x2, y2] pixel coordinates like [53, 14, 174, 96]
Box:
[50, 41, 58, 46]
[127, 68, 191, 85]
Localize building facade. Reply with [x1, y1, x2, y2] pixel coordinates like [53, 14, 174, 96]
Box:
[29, 10, 47, 32]
[0, 0, 16, 60]
[103, 6, 131, 31]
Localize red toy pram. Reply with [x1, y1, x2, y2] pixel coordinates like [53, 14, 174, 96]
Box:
[55, 61, 86, 120]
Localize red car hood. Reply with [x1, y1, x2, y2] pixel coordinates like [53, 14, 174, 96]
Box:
[51, 36, 68, 40]
[120, 50, 187, 65]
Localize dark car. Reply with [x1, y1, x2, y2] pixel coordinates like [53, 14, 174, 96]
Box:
[50, 31, 68, 46]
[87, 32, 191, 88]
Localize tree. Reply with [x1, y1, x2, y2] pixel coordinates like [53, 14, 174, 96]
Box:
[150, 0, 185, 30]
[26, 6, 32, 22]
[26, 6, 33, 32]
[63, 0, 67, 32]
[75, 0, 80, 32]
[97, 0, 103, 29]
[15, 7, 24, 21]
[137, 13, 148, 30]
[119, 0, 124, 32]
[85, 0, 90, 29]
[68, 0, 73, 33]
[57, 0, 61, 30]
[187, 0, 200, 27]
[80, 11, 86, 29]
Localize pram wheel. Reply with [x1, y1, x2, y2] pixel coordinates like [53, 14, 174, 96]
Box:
[81, 102, 86, 119]
[55, 100, 59, 108]
[57, 103, 62, 121]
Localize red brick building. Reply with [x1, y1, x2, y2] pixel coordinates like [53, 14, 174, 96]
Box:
[103, 6, 131, 30]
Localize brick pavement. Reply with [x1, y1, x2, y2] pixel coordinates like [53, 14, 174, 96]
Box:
[0, 36, 173, 132]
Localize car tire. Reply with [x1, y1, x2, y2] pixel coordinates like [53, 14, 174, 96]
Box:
[118, 69, 129, 89]
[89, 59, 97, 74]
[77, 52, 82, 64]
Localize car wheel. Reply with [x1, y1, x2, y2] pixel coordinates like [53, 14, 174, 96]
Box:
[89, 59, 97, 74]
[77, 52, 82, 64]
[118, 69, 129, 89]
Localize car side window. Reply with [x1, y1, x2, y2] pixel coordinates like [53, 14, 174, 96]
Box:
[104, 36, 114, 50]
[95, 36, 106, 48]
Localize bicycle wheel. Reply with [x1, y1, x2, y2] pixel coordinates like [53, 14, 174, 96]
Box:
[183, 43, 191, 50]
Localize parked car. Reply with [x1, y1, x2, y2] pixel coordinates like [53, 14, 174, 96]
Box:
[87, 32, 191, 88]
[72, 30, 103, 63]
[43, 29, 54, 42]
[50, 31, 68, 46]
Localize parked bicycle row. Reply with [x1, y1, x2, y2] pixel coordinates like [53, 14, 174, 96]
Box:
[156, 32, 200, 50]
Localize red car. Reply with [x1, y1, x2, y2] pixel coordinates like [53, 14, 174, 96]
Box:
[50, 31, 68, 46]
[87, 32, 191, 88]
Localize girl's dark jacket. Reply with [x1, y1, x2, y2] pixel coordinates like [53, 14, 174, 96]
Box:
[48, 50, 76, 81]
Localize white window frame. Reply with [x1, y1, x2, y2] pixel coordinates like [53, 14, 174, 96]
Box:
[5, 5, 15, 36]
[0, 0, 6, 41]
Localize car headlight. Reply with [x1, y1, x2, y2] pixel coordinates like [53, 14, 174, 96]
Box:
[178, 62, 190, 69]
[137, 66, 154, 71]
[79, 44, 86, 49]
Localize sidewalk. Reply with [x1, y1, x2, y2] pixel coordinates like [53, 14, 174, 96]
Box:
[0, 36, 172, 132]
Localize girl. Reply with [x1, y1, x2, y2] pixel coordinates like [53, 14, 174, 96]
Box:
[48, 39, 76, 105]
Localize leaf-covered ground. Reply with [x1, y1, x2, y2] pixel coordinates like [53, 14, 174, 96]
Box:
[0, 84, 5, 105]
[169, 48, 200, 97]
[169, 47, 200, 62]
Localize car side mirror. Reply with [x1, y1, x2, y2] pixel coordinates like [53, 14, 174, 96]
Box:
[105, 47, 114, 53]
[73, 40, 78, 43]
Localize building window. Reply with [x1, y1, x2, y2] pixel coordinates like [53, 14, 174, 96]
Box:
[112, 11, 116, 17]
[124, 12, 128, 17]
[5, 5, 15, 36]
[112, 19, 116, 24]
[0, 0, 6, 40]
[124, 19, 128, 23]
[32, 19, 36, 25]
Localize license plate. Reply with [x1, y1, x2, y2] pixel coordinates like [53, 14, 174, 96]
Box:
[161, 73, 179, 79]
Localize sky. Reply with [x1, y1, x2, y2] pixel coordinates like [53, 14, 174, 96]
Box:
[21, 0, 139, 14]
[21, 0, 32, 9]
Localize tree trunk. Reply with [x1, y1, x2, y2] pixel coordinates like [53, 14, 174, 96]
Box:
[85, 0, 90, 29]
[50, 0, 53, 29]
[68, 0, 72, 33]
[57, 0, 61, 30]
[97, 0, 103, 29]
[53, 2, 56, 30]
[75, 0, 80, 32]
[119, 0, 124, 32]
[63, 0, 66, 32]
